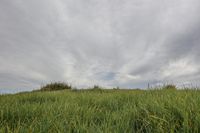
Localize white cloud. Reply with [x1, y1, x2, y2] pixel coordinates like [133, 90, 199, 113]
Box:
[0, 0, 200, 91]
[162, 58, 199, 78]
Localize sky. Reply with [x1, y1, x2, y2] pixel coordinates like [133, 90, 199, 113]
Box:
[0, 0, 200, 93]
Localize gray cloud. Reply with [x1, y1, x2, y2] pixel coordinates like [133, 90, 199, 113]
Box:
[0, 0, 200, 92]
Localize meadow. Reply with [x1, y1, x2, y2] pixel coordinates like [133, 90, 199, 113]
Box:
[1, 87, 200, 133]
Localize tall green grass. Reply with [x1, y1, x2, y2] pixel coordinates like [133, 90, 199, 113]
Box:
[1, 89, 200, 132]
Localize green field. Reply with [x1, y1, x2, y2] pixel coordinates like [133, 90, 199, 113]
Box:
[1, 89, 200, 133]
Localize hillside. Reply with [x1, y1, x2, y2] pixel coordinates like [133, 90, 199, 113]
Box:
[0, 89, 200, 132]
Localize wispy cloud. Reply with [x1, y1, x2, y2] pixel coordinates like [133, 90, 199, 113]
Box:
[0, 0, 200, 91]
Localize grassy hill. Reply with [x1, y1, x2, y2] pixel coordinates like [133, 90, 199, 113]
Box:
[1, 88, 200, 132]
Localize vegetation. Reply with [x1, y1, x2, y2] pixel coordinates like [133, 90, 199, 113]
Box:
[1, 86, 200, 132]
[40, 82, 72, 91]
[162, 84, 177, 90]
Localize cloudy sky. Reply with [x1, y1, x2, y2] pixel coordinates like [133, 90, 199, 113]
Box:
[0, 0, 200, 92]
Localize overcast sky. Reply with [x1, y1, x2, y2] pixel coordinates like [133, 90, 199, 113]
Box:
[0, 0, 200, 92]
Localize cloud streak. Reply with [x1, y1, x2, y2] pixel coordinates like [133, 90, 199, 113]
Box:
[0, 0, 200, 92]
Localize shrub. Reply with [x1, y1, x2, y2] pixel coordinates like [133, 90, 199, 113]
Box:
[86, 85, 104, 92]
[113, 86, 120, 90]
[163, 84, 177, 90]
[93, 85, 101, 90]
[40, 82, 72, 91]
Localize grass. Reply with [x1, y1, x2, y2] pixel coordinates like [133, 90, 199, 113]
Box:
[1, 88, 200, 132]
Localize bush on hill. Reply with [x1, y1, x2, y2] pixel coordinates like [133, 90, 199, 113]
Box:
[40, 82, 72, 91]
[163, 84, 177, 90]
